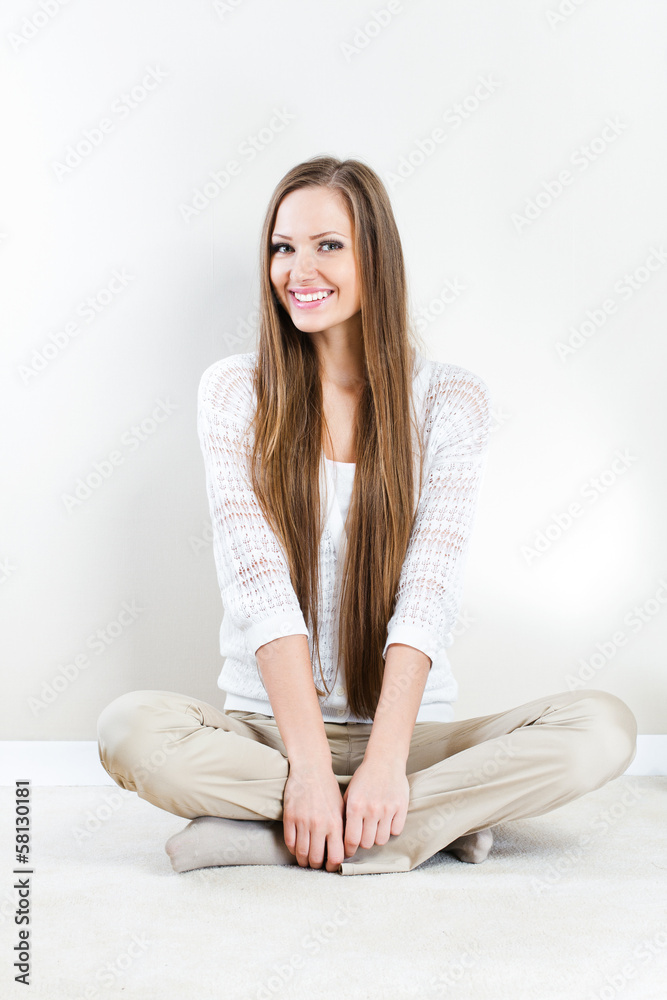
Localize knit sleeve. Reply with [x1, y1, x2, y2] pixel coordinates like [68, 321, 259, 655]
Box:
[382, 365, 492, 667]
[197, 356, 309, 656]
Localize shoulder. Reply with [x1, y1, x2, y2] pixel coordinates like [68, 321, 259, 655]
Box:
[197, 352, 257, 422]
[424, 358, 492, 411]
[419, 358, 493, 448]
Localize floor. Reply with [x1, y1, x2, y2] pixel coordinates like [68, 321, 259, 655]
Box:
[0, 777, 665, 1000]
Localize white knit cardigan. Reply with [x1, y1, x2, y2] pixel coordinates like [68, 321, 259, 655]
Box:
[196, 350, 492, 724]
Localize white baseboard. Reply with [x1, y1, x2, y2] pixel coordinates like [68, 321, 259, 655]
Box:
[1, 742, 116, 785]
[0, 736, 665, 785]
[626, 735, 666, 776]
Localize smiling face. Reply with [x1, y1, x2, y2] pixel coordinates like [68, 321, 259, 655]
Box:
[269, 185, 362, 342]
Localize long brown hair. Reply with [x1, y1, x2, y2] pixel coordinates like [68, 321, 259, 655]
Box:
[247, 155, 429, 719]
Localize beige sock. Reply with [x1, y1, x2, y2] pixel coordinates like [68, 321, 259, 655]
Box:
[166, 817, 495, 873]
[445, 828, 494, 864]
[165, 816, 299, 873]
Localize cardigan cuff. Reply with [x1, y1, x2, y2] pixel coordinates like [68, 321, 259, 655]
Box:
[246, 611, 309, 657]
[382, 623, 450, 669]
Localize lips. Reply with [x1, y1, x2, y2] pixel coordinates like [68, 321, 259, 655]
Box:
[289, 288, 333, 299]
[288, 289, 335, 308]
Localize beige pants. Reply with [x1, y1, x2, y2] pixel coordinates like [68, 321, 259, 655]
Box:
[96, 687, 637, 876]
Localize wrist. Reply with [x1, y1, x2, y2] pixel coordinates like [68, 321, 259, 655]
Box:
[287, 750, 333, 774]
[363, 742, 408, 770]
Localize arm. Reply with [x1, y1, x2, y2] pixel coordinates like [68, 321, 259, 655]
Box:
[365, 368, 492, 767]
[256, 635, 347, 873]
[198, 360, 345, 870]
[342, 367, 492, 859]
[197, 359, 310, 653]
[255, 634, 332, 770]
[381, 366, 492, 677]
[340, 643, 430, 861]
[363, 642, 432, 767]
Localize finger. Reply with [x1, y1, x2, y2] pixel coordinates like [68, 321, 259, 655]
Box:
[390, 805, 408, 838]
[359, 815, 379, 850]
[282, 818, 297, 856]
[375, 814, 394, 846]
[308, 832, 326, 870]
[324, 832, 345, 873]
[295, 828, 311, 868]
[343, 812, 362, 859]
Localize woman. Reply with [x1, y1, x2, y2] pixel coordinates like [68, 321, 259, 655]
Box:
[96, 156, 637, 877]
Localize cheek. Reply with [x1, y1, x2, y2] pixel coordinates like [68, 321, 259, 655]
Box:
[337, 262, 358, 298]
[269, 260, 283, 292]
[346, 266, 360, 302]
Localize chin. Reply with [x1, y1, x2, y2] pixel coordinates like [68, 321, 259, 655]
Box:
[288, 307, 340, 326]
[292, 317, 332, 332]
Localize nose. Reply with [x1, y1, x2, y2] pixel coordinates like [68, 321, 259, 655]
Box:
[289, 246, 319, 282]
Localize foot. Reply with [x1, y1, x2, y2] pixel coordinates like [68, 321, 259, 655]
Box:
[445, 827, 494, 864]
[165, 816, 299, 873]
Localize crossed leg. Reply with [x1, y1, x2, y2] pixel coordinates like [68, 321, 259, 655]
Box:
[96, 687, 637, 876]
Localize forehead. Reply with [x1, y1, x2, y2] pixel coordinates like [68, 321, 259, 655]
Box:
[273, 186, 352, 233]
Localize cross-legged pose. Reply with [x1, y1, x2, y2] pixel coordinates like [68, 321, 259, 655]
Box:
[96, 156, 637, 876]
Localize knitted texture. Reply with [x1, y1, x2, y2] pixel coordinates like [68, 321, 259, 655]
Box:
[197, 351, 492, 723]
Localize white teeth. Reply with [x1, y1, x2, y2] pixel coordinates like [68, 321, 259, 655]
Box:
[293, 290, 332, 302]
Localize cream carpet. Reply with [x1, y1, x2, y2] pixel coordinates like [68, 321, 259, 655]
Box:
[1, 777, 665, 1000]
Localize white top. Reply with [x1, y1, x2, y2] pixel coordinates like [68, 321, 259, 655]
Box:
[197, 350, 492, 724]
[324, 455, 356, 548]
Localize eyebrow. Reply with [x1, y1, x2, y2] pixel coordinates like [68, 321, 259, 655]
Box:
[271, 231, 348, 240]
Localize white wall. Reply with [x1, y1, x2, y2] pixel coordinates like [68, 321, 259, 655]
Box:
[2, 0, 666, 740]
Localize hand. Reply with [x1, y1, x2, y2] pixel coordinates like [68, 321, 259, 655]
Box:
[282, 763, 346, 873]
[341, 757, 410, 861]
